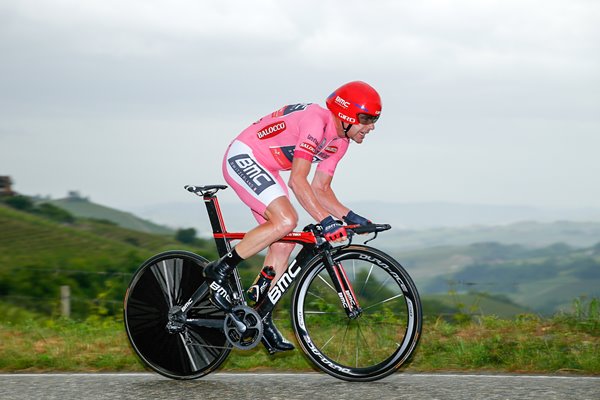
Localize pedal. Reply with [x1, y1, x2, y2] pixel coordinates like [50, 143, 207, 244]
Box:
[261, 339, 280, 355]
[223, 305, 263, 350]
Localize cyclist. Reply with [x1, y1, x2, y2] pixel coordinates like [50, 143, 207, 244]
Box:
[204, 81, 381, 352]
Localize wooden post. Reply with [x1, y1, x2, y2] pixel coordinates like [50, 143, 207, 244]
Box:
[60, 285, 71, 318]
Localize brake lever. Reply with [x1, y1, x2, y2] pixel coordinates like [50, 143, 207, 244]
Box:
[363, 231, 378, 245]
[346, 224, 385, 245]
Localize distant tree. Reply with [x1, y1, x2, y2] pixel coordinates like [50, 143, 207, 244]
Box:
[36, 203, 75, 223]
[88, 218, 117, 226]
[3, 195, 35, 211]
[176, 228, 197, 244]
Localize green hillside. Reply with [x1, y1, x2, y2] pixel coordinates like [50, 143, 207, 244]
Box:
[46, 196, 174, 235]
[0, 203, 218, 317]
[422, 292, 532, 318]
[401, 242, 600, 315]
[2, 196, 598, 319]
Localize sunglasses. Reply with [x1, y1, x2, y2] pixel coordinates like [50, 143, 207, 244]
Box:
[357, 113, 380, 125]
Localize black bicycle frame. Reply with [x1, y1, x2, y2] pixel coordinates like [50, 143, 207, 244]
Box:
[181, 188, 363, 320]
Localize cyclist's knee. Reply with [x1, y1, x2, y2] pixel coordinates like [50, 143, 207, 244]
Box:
[265, 200, 298, 235]
[274, 214, 297, 236]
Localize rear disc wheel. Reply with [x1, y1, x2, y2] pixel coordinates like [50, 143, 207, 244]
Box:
[124, 250, 231, 379]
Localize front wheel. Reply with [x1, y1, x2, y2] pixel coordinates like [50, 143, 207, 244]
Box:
[124, 250, 231, 379]
[291, 245, 422, 382]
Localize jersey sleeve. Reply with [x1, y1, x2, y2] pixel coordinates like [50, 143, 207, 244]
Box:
[316, 140, 349, 176]
[292, 112, 325, 162]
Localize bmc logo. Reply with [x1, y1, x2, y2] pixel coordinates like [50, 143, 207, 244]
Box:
[338, 113, 356, 124]
[209, 281, 231, 304]
[228, 154, 275, 194]
[257, 122, 286, 140]
[268, 261, 301, 303]
[335, 96, 350, 109]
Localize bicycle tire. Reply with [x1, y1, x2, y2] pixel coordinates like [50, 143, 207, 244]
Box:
[124, 250, 231, 379]
[291, 245, 422, 382]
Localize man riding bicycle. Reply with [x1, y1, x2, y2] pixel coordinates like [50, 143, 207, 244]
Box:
[203, 81, 382, 352]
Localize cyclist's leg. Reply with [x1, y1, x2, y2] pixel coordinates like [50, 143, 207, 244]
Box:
[248, 201, 297, 283]
[206, 141, 297, 310]
[222, 142, 296, 351]
[242, 202, 297, 352]
[255, 242, 297, 353]
[222, 140, 298, 258]
[264, 242, 296, 284]
[234, 196, 297, 257]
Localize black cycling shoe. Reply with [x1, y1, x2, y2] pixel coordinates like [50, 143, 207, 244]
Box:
[261, 313, 295, 353]
[203, 258, 236, 311]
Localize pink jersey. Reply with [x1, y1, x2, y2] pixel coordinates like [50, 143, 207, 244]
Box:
[234, 103, 349, 176]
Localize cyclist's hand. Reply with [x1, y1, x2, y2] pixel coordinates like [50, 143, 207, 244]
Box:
[320, 216, 347, 242]
[343, 210, 371, 226]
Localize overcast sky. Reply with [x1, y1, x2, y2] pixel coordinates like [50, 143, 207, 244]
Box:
[1, 0, 599, 213]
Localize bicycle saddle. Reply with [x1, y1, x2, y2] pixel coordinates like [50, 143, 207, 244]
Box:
[184, 184, 228, 194]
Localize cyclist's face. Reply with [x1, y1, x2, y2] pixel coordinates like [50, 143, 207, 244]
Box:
[346, 122, 375, 144]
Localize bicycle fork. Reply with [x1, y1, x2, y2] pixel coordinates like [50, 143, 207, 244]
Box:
[323, 250, 362, 319]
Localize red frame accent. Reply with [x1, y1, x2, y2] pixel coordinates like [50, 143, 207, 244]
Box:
[338, 263, 361, 310]
[332, 264, 355, 312]
[204, 195, 228, 232]
[213, 231, 317, 244]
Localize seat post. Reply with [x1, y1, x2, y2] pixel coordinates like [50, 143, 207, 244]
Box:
[203, 194, 231, 257]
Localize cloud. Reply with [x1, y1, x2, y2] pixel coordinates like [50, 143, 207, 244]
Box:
[1, 1, 301, 65]
[1, 0, 599, 208]
[2, 0, 598, 122]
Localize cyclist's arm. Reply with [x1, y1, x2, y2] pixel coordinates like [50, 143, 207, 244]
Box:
[311, 170, 350, 220]
[288, 158, 331, 222]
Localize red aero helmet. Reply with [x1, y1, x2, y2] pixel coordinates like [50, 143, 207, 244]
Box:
[326, 81, 382, 125]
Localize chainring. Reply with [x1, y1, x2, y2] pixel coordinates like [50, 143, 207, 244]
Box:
[223, 305, 263, 350]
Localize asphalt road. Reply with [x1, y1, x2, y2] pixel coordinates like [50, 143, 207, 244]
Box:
[1, 372, 598, 400]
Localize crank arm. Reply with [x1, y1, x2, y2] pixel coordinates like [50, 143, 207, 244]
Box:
[185, 318, 227, 329]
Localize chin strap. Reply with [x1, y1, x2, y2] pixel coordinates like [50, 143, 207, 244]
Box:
[342, 122, 353, 137]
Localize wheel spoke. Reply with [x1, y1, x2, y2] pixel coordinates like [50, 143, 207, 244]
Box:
[338, 320, 351, 361]
[126, 297, 163, 332]
[150, 260, 178, 308]
[183, 328, 225, 365]
[321, 334, 336, 350]
[359, 264, 375, 297]
[361, 293, 405, 311]
[317, 273, 336, 292]
[178, 333, 200, 371]
[306, 290, 328, 302]
[372, 275, 392, 297]
[303, 310, 346, 315]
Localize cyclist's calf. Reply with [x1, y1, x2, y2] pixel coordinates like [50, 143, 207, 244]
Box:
[264, 242, 297, 283]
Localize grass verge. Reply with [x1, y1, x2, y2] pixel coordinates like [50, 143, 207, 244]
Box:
[1, 304, 598, 374]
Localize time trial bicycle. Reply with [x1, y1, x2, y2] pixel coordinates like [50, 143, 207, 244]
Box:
[123, 184, 422, 382]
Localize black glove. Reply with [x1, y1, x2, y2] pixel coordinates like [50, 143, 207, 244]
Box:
[320, 216, 347, 242]
[343, 210, 371, 226]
